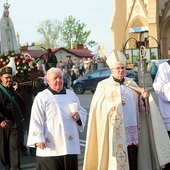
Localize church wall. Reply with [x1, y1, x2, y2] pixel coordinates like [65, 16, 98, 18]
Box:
[160, 17, 170, 58]
[112, 0, 169, 56]
[111, 0, 170, 87]
[165, 10, 170, 20]
[111, 0, 127, 51]
[148, 0, 159, 45]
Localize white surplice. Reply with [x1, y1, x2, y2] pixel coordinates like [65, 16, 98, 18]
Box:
[27, 89, 87, 157]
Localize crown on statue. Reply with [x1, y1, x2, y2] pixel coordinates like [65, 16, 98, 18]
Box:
[3, 1, 10, 11]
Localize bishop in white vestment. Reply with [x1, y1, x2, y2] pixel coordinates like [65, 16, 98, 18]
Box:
[83, 50, 170, 170]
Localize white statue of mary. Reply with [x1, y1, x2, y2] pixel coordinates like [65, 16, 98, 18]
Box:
[0, 2, 19, 54]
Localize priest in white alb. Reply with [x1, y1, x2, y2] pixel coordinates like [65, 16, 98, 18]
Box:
[27, 67, 87, 170]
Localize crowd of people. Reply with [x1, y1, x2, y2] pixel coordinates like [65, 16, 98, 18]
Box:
[1, 48, 170, 170]
[1, 1, 170, 169]
[1, 56, 168, 168]
[0, 6, 170, 169]
[58, 56, 100, 89]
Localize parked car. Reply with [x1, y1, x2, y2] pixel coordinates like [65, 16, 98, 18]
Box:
[72, 67, 138, 94]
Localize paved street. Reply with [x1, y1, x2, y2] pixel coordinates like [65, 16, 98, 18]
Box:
[0, 88, 158, 170]
[0, 145, 85, 170]
[12, 146, 85, 170]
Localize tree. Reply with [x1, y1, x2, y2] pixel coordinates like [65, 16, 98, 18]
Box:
[61, 15, 96, 49]
[37, 19, 62, 49]
[37, 16, 96, 49]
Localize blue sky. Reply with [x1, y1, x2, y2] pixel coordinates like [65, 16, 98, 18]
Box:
[0, 0, 113, 56]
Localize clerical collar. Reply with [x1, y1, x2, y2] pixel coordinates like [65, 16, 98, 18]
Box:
[48, 86, 66, 94]
[113, 77, 125, 85]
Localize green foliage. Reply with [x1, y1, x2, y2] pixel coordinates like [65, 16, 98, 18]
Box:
[37, 16, 96, 49]
[37, 19, 62, 49]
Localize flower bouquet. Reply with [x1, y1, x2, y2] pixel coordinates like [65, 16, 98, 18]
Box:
[0, 51, 37, 84]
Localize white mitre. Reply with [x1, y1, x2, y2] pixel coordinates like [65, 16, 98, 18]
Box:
[106, 50, 126, 69]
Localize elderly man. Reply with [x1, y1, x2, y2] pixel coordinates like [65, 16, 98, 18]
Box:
[27, 67, 87, 170]
[0, 66, 25, 170]
[83, 50, 170, 170]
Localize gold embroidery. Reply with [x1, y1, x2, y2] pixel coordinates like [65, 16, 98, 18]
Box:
[116, 144, 127, 170]
[110, 107, 123, 139]
[107, 91, 119, 102]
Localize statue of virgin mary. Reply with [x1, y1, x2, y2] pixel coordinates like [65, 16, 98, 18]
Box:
[0, 1, 19, 54]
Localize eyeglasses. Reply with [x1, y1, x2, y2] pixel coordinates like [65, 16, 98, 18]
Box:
[113, 67, 125, 70]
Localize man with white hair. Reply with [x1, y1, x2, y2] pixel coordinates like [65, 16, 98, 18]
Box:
[27, 67, 87, 170]
[83, 50, 170, 170]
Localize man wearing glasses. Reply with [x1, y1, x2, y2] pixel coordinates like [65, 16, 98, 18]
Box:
[83, 50, 170, 170]
[0, 66, 25, 170]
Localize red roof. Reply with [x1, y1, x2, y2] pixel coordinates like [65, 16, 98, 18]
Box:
[53, 47, 93, 58]
[20, 49, 46, 59]
[0, 43, 93, 59]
